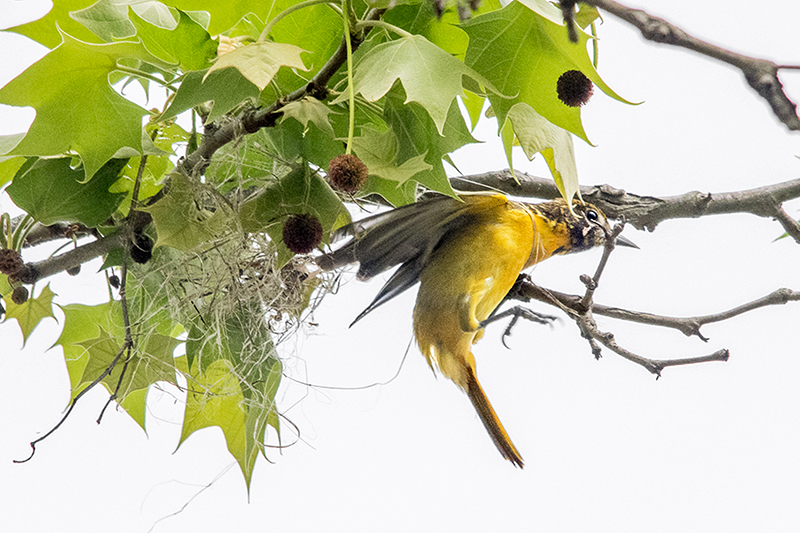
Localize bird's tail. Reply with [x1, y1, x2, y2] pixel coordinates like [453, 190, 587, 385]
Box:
[465, 366, 524, 468]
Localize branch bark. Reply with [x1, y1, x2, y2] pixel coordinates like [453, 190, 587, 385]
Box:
[581, 0, 800, 131]
[452, 171, 800, 241]
[507, 277, 800, 342]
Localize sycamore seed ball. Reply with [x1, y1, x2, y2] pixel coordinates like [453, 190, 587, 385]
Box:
[328, 154, 369, 194]
[130, 233, 154, 264]
[283, 213, 323, 254]
[0, 248, 23, 276]
[556, 70, 594, 107]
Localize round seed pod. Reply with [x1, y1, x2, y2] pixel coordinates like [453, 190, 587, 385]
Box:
[556, 70, 594, 107]
[328, 154, 369, 194]
[283, 213, 323, 254]
[0, 248, 23, 276]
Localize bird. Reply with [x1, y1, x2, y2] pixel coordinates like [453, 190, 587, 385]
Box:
[316, 192, 636, 467]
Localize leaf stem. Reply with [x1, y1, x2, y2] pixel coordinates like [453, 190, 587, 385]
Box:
[259, 0, 340, 42]
[343, 0, 355, 155]
[114, 65, 177, 92]
[356, 20, 413, 38]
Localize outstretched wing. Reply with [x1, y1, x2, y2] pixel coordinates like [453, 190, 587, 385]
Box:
[316, 193, 509, 324]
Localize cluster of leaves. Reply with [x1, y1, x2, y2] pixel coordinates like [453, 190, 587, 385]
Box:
[0, 0, 624, 488]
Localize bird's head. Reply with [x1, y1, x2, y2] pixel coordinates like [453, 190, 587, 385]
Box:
[531, 199, 637, 255]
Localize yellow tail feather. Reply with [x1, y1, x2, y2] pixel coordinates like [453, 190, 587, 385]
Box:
[465, 366, 524, 468]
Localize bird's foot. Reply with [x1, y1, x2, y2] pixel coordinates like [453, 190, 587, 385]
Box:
[480, 306, 558, 348]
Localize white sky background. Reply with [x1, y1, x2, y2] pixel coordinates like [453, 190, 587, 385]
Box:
[1, 1, 800, 532]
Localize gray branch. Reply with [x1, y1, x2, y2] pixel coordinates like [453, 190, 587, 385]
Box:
[508, 279, 799, 342]
[452, 171, 800, 241]
[581, 0, 800, 131]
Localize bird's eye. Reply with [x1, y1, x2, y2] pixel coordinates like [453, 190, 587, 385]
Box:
[586, 209, 599, 222]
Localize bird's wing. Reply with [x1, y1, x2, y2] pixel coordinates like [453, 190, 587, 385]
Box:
[316, 194, 509, 323]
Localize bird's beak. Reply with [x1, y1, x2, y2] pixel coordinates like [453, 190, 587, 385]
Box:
[615, 234, 639, 249]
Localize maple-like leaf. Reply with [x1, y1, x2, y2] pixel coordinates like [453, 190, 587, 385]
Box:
[3, 285, 56, 346]
[56, 301, 124, 391]
[384, 0, 503, 60]
[279, 97, 336, 138]
[462, 0, 629, 143]
[77, 329, 179, 394]
[140, 173, 234, 251]
[130, 9, 217, 72]
[205, 41, 308, 91]
[0, 33, 165, 180]
[179, 357, 280, 489]
[7, 158, 127, 227]
[57, 300, 181, 431]
[160, 67, 261, 124]
[7, 0, 272, 48]
[347, 34, 500, 135]
[352, 128, 432, 186]
[503, 102, 580, 205]
[380, 89, 479, 203]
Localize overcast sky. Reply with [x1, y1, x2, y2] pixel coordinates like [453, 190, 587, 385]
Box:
[1, 1, 800, 532]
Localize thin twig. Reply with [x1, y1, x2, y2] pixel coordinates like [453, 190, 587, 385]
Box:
[581, 0, 800, 131]
[508, 280, 800, 340]
[13, 342, 130, 463]
[579, 221, 625, 308]
[580, 316, 730, 377]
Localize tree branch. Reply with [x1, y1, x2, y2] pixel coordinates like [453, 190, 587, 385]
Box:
[507, 278, 800, 341]
[452, 171, 800, 240]
[581, 0, 800, 131]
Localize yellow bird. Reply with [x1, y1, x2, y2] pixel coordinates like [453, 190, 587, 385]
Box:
[317, 193, 635, 467]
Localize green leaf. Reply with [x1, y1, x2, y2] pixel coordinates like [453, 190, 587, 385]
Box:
[260, 0, 343, 101]
[131, 8, 217, 71]
[240, 165, 349, 265]
[179, 359, 252, 486]
[70, 0, 203, 42]
[56, 301, 124, 391]
[462, 0, 629, 143]
[0, 275, 12, 298]
[182, 301, 281, 488]
[3, 285, 56, 346]
[70, 0, 138, 41]
[279, 97, 336, 138]
[112, 121, 188, 216]
[382, 89, 479, 202]
[0, 133, 25, 156]
[8, 0, 254, 48]
[346, 35, 500, 135]
[161, 68, 260, 124]
[205, 41, 307, 91]
[260, 117, 343, 170]
[384, 0, 503, 60]
[57, 299, 180, 430]
[7, 0, 107, 47]
[359, 176, 419, 207]
[75, 327, 180, 429]
[461, 89, 486, 131]
[352, 127, 432, 185]
[140, 173, 234, 251]
[504, 103, 580, 205]
[0, 33, 161, 180]
[575, 4, 602, 29]
[6, 158, 127, 226]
